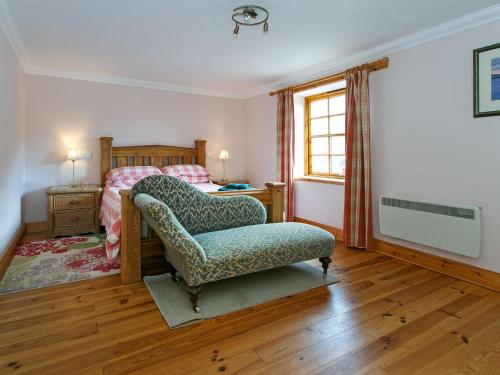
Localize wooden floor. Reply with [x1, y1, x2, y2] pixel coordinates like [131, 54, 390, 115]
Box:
[0, 236, 499, 375]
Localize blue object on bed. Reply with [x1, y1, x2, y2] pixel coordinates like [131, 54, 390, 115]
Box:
[227, 183, 250, 189]
[218, 183, 255, 192]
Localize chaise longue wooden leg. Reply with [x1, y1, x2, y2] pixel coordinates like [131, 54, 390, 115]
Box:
[319, 257, 332, 278]
[166, 261, 180, 282]
[188, 285, 202, 313]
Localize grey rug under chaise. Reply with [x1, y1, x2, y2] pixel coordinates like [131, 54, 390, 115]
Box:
[144, 261, 339, 328]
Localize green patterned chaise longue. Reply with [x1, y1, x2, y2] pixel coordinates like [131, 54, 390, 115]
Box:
[130, 175, 335, 312]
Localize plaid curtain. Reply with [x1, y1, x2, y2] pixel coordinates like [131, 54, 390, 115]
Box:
[277, 88, 295, 221]
[343, 68, 373, 249]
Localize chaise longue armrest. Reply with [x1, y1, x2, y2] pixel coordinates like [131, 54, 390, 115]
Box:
[133, 193, 207, 286]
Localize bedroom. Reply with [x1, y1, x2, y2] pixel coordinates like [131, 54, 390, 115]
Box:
[1, 0, 500, 374]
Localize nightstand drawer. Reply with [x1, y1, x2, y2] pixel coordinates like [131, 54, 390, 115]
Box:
[53, 193, 95, 211]
[54, 211, 95, 227]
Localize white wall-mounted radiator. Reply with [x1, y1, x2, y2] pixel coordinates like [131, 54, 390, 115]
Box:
[379, 195, 482, 258]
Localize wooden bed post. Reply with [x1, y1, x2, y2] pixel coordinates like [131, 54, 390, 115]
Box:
[195, 140, 207, 167]
[120, 190, 142, 284]
[265, 182, 286, 223]
[100, 137, 113, 186]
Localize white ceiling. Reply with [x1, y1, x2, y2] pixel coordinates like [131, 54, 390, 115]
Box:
[1, 0, 500, 98]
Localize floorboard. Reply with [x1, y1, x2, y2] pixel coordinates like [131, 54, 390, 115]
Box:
[0, 237, 498, 374]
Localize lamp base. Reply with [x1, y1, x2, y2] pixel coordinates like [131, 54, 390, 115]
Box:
[70, 160, 79, 188]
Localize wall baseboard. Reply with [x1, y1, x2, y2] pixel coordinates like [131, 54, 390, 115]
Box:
[294, 217, 343, 242]
[26, 221, 48, 234]
[21, 217, 499, 291]
[0, 224, 26, 280]
[293, 216, 499, 292]
[373, 239, 500, 292]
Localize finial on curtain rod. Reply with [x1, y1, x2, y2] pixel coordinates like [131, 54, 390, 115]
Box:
[269, 57, 389, 96]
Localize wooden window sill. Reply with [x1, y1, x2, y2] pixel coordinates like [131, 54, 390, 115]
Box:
[294, 176, 345, 185]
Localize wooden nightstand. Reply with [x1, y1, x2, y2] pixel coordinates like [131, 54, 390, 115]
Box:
[212, 179, 250, 186]
[47, 185, 102, 238]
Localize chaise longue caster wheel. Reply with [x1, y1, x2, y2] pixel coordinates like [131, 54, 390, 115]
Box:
[319, 257, 332, 279]
[188, 285, 202, 313]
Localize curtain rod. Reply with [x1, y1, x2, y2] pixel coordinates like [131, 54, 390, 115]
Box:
[269, 57, 389, 96]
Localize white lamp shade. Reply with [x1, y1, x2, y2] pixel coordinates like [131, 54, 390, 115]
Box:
[67, 149, 79, 161]
[218, 150, 230, 160]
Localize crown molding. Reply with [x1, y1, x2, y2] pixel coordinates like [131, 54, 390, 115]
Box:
[26, 66, 247, 99]
[249, 3, 500, 98]
[2, 0, 500, 99]
[0, 0, 30, 70]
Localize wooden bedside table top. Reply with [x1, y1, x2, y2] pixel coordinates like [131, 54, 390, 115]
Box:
[47, 185, 102, 194]
[212, 179, 250, 186]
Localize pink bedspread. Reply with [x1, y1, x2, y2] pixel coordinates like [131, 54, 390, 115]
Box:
[99, 182, 222, 262]
[100, 186, 123, 261]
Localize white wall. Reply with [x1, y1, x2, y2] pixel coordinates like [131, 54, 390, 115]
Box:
[371, 19, 500, 272]
[294, 181, 344, 227]
[0, 27, 25, 256]
[25, 75, 246, 222]
[244, 94, 278, 187]
[245, 19, 500, 272]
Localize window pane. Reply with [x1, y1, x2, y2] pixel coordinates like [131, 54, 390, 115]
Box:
[311, 137, 328, 155]
[310, 99, 328, 118]
[330, 156, 346, 177]
[330, 136, 345, 155]
[311, 156, 329, 174]
[329, 95, 345, 115]
[330, 115, 345, 134]
[310, 118, 328, 135]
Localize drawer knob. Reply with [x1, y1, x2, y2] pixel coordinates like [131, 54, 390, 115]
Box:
[69, 200, 79, 205]
[70, 217, 80, 223]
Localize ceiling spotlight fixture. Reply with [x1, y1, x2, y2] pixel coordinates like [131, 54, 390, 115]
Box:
[232, 5, 269, 37]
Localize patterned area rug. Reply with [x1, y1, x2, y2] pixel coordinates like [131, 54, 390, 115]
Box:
[0, 234, 120, 294]
[145, 261, 339, 328]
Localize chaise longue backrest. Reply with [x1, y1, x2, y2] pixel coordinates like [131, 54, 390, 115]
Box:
[130, 175, 267, 235]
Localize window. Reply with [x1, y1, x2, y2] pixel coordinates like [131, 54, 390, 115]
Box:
[304, 89, 346, 178]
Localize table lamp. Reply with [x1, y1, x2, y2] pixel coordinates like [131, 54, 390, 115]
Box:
[218, 150, 230, 180]
[67, 148, 79, 186]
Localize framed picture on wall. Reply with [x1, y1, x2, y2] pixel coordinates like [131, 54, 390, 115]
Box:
[474, 42, 500, 117]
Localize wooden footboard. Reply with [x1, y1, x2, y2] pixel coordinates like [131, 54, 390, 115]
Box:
[119, 182, 285, 284]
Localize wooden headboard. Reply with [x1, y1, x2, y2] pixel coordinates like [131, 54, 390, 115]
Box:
[99, 137, 207, 186]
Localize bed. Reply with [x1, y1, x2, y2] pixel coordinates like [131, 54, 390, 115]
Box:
[99, 137, 285, 284]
